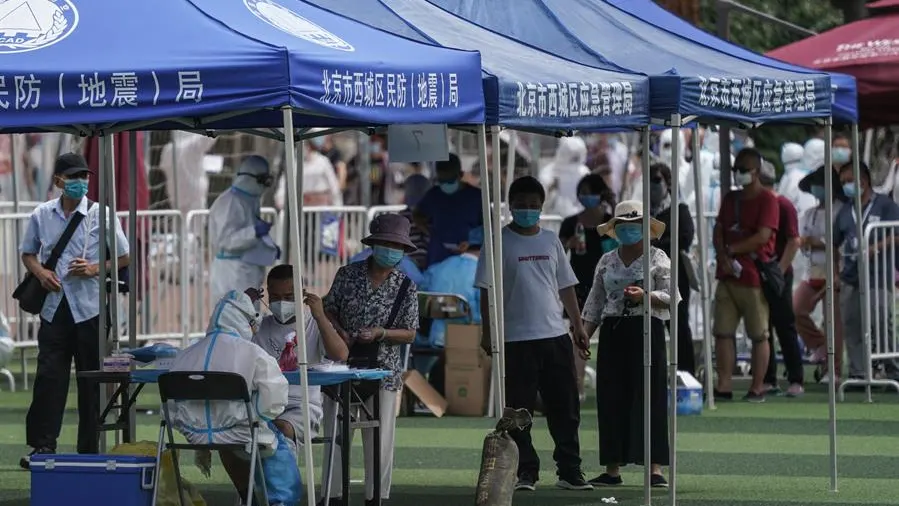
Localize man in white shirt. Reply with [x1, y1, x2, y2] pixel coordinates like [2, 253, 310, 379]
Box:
[252, 264, 349, 443]
[475, 176, 592, 492]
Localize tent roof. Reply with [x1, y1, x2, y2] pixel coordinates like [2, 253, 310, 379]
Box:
[601, 0, 857, 124]
[432, 0, 837, 125]
[0, 0, 486, 134]
[766, 7, 899, 126]
[304, 0, 652, 131]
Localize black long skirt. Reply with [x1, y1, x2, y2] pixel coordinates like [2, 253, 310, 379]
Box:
[596, 316, 670, 466]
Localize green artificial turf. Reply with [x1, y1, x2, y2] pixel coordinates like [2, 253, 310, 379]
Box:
[1, 360, 897, 506]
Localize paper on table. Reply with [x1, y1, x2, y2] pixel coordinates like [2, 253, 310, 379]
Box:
[310, 363, 349, 372]
[241, 235, 278, 266]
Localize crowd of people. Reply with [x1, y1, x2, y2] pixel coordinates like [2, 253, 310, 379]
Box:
[13, 127, 899, 504]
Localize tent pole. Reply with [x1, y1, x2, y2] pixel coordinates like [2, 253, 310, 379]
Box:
[128, 131, 139, 441]
[490, 126, 506, 411]
[641, 126, 652, 506]
[281, 107, 317, 506]
[823, 120, 839, 493]
[97, 136, 109, 453]
[692, 129, 715, 411]
[668, 115, 682, 506]
[106, 136, 122, 447]
[475, 125, 501, 419]
[107, 136, 120, 351]
[504, 132, 517, 204]
[10, 136, 25, 371]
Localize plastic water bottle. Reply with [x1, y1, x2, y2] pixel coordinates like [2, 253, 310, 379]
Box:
[575, 222, 587, 256]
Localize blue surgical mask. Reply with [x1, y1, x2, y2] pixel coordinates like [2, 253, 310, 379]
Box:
[833, 147, 851, 165]
[63, 178, 89, 199]
[578, 195, 601, 209]
[370, 143, 382, 155]
[810, 184, 825, 201]
[311, 137, 326, 149]
[614, 223, 643, 246]
[842, 182, 858, 199]
[372, 245, 403, 268]
[439, 181, 460, 195]
[511, 209, 541, 228]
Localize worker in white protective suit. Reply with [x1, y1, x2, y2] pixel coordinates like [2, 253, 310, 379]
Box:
[158, 131, 217, 218]
[624, 129, 694, 209]
[778, 142, 817, 218]
[802, 138, 826, 174]
[208, 155, 278, 308]
[169, 290, 295, 505]
[538, 137, 590, 217]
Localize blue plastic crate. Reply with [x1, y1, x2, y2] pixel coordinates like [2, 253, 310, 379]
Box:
[30, 454, 156, 506]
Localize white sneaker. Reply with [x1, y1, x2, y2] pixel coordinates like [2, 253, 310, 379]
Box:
[818, 372, 840, 385]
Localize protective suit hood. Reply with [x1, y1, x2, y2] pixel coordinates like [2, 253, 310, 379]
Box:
[802, 138, 825, 172]
[554, 137, 588, 166]
[206, 291, 258, 339]
[659, 129, 685, 165]
[232, 155, 271, 197]
[538, 137, 590, 216]
[781, 142, 805, 172]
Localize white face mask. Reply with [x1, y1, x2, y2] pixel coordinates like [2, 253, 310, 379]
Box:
[734, 171, 753, 187]
[270, 300, 296, 324]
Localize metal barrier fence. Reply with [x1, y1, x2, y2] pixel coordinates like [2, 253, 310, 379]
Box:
[840, 220, 899, 398]
[5, 205, 802, 393]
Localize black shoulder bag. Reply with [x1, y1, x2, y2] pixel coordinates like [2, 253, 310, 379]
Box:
[733, 195, 785, 298]
[348, 277, 412, 370]
[346, 277, 412, 401]
[13, 212, 86, 315]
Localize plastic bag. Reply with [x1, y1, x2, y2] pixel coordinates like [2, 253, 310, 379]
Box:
[475, 408, 533, 506]
[111, 441, 206, 506]
[126, 343, 179, 363]
[260, 421, 303, 506]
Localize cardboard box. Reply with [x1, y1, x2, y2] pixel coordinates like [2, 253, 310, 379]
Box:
[445, 324, 486, 369]
[400, 370, 447, 417]
[445, 357, 492, 416]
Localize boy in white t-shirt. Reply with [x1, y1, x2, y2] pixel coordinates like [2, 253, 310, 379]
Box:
[475, 176, 592, 492]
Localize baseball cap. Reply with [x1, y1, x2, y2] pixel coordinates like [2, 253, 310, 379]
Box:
[54, 153, 93, 177]
[759, 159, 776, 186]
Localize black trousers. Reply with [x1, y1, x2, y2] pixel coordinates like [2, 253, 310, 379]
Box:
[597, 317, 669, 466]
[666, 281, 695, 376]
[505, 335, 582, 479]
[764, 270, 805, 385]
[26, 297, 102, 453]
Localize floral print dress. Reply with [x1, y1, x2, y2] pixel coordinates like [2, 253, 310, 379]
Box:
[323, 260, 419, 391]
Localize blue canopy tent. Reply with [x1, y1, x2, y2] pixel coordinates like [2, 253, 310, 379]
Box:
[0, 0, 486, 134]
[1, 2, 489, 505]
[433, 0, 836, 126]
[432, 1, 851, 502]
[604, 0, 858, 125]
[436, 0, 852, 500]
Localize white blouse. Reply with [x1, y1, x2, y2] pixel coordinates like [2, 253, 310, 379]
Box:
[582, 246, 678, 323]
